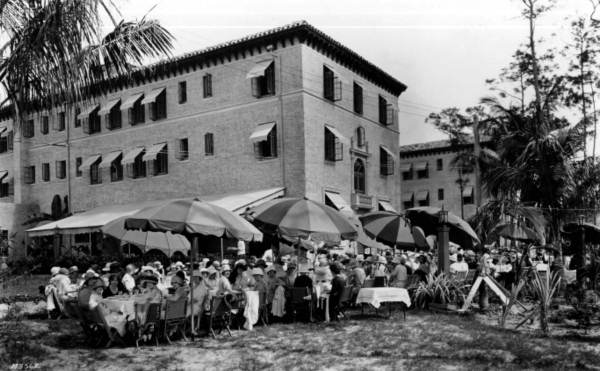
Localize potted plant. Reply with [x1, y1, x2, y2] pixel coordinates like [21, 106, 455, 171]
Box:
[413, 273, 466, 311]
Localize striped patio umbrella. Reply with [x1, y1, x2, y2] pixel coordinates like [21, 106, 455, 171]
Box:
[358, 211, 417, 248]
[247, 197, 358, 243]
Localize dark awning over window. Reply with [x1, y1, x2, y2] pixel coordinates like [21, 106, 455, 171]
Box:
[378, 200, 396, 212]
[324, 191, 352, 212]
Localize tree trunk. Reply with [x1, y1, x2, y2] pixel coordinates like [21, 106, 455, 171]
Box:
[525, 0, 544, 127]
[580, 44, 588, 161]
[590, 81, 597, 164]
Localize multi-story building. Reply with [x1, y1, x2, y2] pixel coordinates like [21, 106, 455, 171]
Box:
[399, 139, 488, 219]
[0, 21, 406, 259]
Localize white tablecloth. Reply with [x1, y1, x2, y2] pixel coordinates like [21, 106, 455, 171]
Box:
[99, 296, 136, 336]
[355, 287, 411, 309]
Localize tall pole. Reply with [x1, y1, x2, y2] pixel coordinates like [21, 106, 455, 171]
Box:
[473, 116, 482, 208]
[437, 209, 450, 274]
[189, 236, 197, 337]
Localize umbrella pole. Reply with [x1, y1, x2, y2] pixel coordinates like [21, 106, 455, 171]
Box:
[189, 236, 197, 338]
[220, 239, 224, 261]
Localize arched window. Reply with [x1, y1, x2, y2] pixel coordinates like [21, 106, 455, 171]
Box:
[354, 159, 366, 194]
[356, 126, 365, 147]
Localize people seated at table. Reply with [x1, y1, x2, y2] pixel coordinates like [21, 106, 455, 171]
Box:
[232, 261, 256, 291]
[389, 257, 408, 288]
[373, 256, 388, 278]
[87, 279, 106, 310]
[137, 274, 163, 303]
[218, 265, 234, 295]
[414, 255, 430, 282]
[166, 273, 188, 302]
[449, 254, 469, 275]
[328, 263, 347, 321]
[102, 274, 125, 298]
[122, 264, 137, 294]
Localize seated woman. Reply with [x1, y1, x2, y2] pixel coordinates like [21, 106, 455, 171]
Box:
[166, 272, 188, 302]
[87, 279, 106, 310]
[102, 274, 124, 298]
[136, 274, 163, 304]
[217, 264, 234, 295]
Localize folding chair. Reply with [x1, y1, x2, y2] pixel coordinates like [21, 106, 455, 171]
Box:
[338, 285, 354, 319]
[290, 287, 312, 322]
[134, 302, 162, 348]
[207, 295, 232, 338]
[163, 299, 188, 344]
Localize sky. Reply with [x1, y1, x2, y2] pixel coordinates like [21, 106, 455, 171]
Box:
[115, 0, 594, 145]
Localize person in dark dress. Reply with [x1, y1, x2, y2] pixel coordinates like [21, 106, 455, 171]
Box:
[293, 265, 314, 322]
[102, 274, 124, 298]
[328, 263, 347, 321]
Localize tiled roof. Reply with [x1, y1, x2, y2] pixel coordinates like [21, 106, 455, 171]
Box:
[400, 139, 456, 153]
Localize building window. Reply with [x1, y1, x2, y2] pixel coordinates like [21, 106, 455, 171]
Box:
[41, 116, 49, 134]
[356, 127, 365, 147]
[149, 90, 167, 121]
[353, 82, 363, 114]
[251, 62, 275, 98]
[56, 112, 66, 131]
[380, 147, 394, 176]
[254, 125, 277, 159]
[324, 127, 343, 162]
[23, 119, 34, 138]
[130, 151, 146, 178]
[106, 101, 122, 130]
[153, 144, 168, 175]
[177, 138, 189, 161]
[437, 158, 443, 171]
[402, 169, 413, 181]
[74, 107, 81, 127]
[75, 157, 82, 177]
[403, 200, 414, 210]
[417, 163, 429, 179]
[42, 163, 50, 182]
[129, 96, 145, 125]
[90, 159, 101, 185]
[0, 135, 7, 154]
[205, 133, 214, 156]
[438, 188, 444, 201]
[178, 81, 187, 104]
[55, 160, 66, 179]
[83, 107, 101, 134]
[463, 187, 474, 205]
[0, 181, 8, 198]
[354, 159, 366, 194]
[7, 131, 12, 151]
[110, 155, 123, 182]
[24, 166, 35, 184]
[323, 65, 342, 101]
[378, 95, 387, 125]
[418, 198, 429, 207]
[417, 191, 430, 207]
[203, 74, 213, 98]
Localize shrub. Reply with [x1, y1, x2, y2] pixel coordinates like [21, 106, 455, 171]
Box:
[412, 273, 467, 309]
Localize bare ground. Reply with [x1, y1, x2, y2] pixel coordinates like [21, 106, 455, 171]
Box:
[2, 308, 600, 371]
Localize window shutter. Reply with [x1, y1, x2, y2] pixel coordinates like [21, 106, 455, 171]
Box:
[251, 78, 261, 97]
[55, 161, 60, 177]
[7, 178, 14, 195]
[7, 131, 13, 151]
[266, 64, 275, 95]
[149, 103, 156, 121]
[323, 66, 334, 100]
[334, 77, 342, 101]
[387, 104, 395, 126]
[335, 137, 343, 161]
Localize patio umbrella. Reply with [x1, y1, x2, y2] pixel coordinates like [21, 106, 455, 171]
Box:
[102, 216, 190, 256]
[124, 198, 263, 334]
[247, 197, 358, 243]
[491, 223, 541, 243]
[561, 222, 600, 244]
[404, 206, 480, 249]
[358, 211, 416, 249]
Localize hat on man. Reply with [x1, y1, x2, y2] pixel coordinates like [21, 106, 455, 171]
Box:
[207, 266, 218, 276]
[140, 274, 159, 285]
[377, 256, 387, 264]
[50, 266, 60, 276]
[221, 264, 232, 272]
[222, 259, 230, 265]
[59, 267, 69, 275]
[92, 279, 105, 289]
[102, 262, 113, 272]
[69, 266, 79, 274]
[251, 268, 264, 276]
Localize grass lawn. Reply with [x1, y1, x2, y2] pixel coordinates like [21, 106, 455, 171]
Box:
[2, 307, 600, 371]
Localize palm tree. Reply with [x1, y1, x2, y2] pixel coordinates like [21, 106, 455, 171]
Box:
[0, 0, 174, 123]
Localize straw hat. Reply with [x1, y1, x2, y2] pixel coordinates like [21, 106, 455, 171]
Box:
[207, 266, 218, 276]
[221, 264, 232, 272]
[69, 266, 79, 274]
[140, 274, 158, 285]
[356, 254, 365, 262]
[251, 268, 264, 276]
[59, 268, 69, 275]
[377, 256, 387, 264]
[171, 275, 184, 285]
[50, 267, 60, 276]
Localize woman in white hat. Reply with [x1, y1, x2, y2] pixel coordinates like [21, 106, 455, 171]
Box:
[218, 264, 233, 295]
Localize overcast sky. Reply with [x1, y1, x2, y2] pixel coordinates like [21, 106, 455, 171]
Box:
[118, 0, 593, 145]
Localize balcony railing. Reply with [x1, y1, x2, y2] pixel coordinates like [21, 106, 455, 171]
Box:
[351, 193, 373, 210]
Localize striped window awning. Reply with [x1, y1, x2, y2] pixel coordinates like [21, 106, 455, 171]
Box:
[399, 163, 412, 172]
[99, 151, 123, 169]
[142, 143, 167, 162]
[401, 192, 414, 202]
[141, 88, 165, 105]
[378, 200, 397, 212]
[98, 99, 121, 115]
[121, 93, 144, 110]
[324, 191, 352, 212]
[77, 104, 99, 120]
[80, 154, 102, 170]
[415, 162, 428, 171]
[462, 186, 474, 197]
[122, 147, 145, 165]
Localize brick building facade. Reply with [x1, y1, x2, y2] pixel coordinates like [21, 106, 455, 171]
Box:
[0, 21, 406, 259]
[399, 139, 488, 219]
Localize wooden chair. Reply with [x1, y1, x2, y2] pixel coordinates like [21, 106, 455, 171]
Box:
[453, 270, 468, 282]
[163, 299, 187, 344]
[134, 302, 162, 348]
[374, 276, 387, 287]
[338, 285, 354, 319]
[208, 295, 232, 338]
[290, 287, 312, 322]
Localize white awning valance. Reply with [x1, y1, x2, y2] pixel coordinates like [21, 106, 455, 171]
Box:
[121, 93, 144, 110]
[122, 147, 145, 165]
[399, 163, 412, 172]
[378, 200, 397, 212]
[324, 191, 352, 212]
[246, 60, 273, 79]
[380, 145, 397, 160]
[99, 151, 122, 169]
[415, 162, 428, 171]
[462, 186, 474, 197]
[80, 154, 102, 170]
[142, 143, 166, 162]
[98, 99, 121, 115]
[77, 104, 99, 120]
[141, 88, 165, 105]
[0, 127, 6, 135]
[0, 170, 7, 182]
[325, 125, 350, 146]
[416, 190, 429, 201]
[401, 192, 414, 202]
[249, 122, 276, 143]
